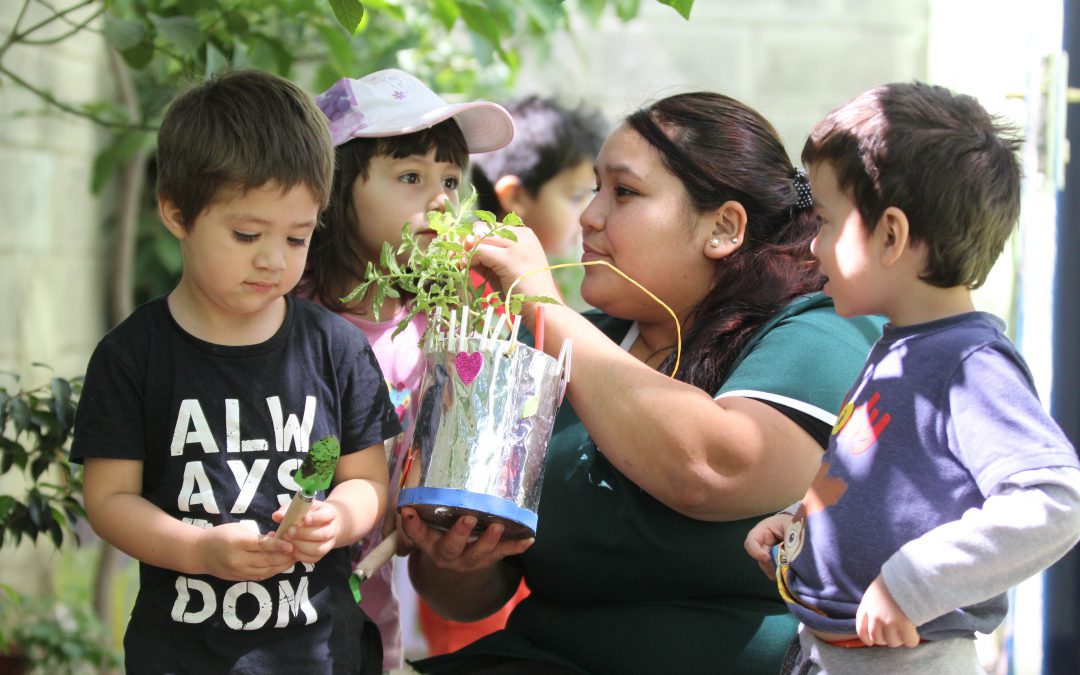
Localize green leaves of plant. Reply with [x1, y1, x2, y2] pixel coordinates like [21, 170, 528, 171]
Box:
[351, 193, 556, 346]
[507, 294, 559, 316]
[0, 370, 84, 549]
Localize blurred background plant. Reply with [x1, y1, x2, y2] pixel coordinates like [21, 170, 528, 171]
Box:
[0, 369, 120, 673]
[0, 368, 82, 550]
[0, 584, 120, 675]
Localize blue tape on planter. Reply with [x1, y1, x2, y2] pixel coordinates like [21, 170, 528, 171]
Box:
[398, 487, 538, 532]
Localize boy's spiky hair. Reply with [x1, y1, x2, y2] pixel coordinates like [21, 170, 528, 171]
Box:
[156, 69, 334, 230]
[803, 81, 1023, 289]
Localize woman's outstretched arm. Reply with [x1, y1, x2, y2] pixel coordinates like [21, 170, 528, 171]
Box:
[474, 228, 822, 521]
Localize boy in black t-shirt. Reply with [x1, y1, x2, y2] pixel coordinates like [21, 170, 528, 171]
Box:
[71, 69, 401, 674]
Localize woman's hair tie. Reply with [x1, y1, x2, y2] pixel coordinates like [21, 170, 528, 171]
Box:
[793, 168, 814, 211]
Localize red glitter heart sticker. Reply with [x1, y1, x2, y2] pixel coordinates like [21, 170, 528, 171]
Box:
[454, 351, 484, 385]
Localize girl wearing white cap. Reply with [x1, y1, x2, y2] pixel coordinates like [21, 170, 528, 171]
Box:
[297, 68, 514, 673]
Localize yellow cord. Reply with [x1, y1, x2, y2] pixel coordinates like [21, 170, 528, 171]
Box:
[506, 260, 682, 379]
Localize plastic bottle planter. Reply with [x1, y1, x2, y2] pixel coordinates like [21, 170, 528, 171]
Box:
[398, 336, 570, 540]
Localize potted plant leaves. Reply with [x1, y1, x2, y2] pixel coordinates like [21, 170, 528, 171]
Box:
[349, 195, 570, 540]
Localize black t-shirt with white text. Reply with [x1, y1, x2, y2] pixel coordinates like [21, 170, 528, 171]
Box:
[71, 295, 401, 674]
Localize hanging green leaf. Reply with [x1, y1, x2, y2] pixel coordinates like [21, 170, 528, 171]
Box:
[118, 39, 155, 69]
[522, 0, 565, 33]
[329, 0, 366, 33]
[205, 41, 229, 78]
[431, 0, 460, 30]
[9, 398, 30, 435]
[148, 13, 206, 55]
[361, 0, 407, 21]
[458, 3, 504, 53]
[576, 0, 607, 23]
[47, 516, 64, 548]
[614, 0, 641, 21]
[48, 378, 71, 430]
[102, 15, 145, 51]
[657, 0, 694, 20]
[315, 23, 356, 77]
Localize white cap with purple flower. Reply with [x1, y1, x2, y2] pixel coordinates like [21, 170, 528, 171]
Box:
[316, 69, 514, 153]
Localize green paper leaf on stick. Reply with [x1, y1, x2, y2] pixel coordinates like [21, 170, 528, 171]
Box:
[295, 436, 340, 494]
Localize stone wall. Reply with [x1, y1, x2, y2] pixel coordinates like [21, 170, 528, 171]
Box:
[516, 0, 930, 164]
[0, 2, 110, 384]
[0, 1, 111, 594]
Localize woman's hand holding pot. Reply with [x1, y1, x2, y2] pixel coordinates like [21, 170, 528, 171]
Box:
[400, 506, 534, 574]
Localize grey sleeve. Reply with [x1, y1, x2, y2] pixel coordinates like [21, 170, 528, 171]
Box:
[881, 466, 1080, 626]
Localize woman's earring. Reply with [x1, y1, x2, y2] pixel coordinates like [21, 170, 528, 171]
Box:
[708, 238, 721, 248]
[731, 237, 739, 244]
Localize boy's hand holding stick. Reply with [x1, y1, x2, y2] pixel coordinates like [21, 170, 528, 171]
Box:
[276, 435, 341, 536]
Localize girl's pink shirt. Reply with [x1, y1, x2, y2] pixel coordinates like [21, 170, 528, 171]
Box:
[301, 292, 427, 671]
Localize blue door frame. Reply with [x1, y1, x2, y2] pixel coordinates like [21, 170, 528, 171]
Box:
[1045, 1, 1080, 672]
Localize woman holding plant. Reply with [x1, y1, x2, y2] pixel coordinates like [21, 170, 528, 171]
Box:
[401, 92, 884, 675]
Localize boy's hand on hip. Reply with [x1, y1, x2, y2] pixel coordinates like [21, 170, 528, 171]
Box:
[856, 574, 920, 647]
[274, 500, 341, 564]
[743, 513, 791, 580]
[197, 522, 295, 581]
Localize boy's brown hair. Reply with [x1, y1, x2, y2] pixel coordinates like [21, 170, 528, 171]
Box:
[156, 69, 334, 230]
[802, 81, 1023, 289]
